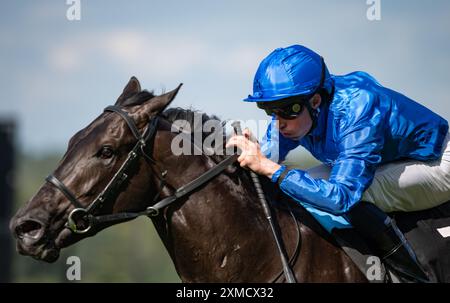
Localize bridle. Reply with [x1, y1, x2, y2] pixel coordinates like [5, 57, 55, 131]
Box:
[46, 105, 239, 234]
[45, 104, 301, 282]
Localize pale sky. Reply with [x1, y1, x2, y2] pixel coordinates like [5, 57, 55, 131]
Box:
[1, 0, 449, 154]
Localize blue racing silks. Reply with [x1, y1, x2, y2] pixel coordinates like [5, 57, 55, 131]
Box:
[261, 71, 448, 217]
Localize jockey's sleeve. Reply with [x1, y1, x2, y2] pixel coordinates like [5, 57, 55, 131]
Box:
[260, 115, 302, 163]
[274, 91, 385, 215]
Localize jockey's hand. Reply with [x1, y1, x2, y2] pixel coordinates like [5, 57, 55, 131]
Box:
[226, 128, 281, 179]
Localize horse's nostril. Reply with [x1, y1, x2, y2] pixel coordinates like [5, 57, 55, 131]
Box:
[15, 220, 44, 240]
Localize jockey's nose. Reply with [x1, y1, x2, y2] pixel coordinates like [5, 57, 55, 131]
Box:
[278, 118, 287, 131]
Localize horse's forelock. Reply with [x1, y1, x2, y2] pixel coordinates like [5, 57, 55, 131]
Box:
[120, 90, 156, 107]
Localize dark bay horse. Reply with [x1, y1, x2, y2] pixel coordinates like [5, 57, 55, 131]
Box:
[10, 77, 367, 282]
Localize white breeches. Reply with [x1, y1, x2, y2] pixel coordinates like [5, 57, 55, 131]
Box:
[305, 132, 450, 213]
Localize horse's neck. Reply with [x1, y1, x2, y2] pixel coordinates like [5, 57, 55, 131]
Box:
[149, 152, 283, 282]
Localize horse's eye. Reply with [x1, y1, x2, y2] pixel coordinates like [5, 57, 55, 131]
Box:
[99, 146, 114, 159]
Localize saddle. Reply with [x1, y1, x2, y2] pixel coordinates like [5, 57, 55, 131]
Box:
[333, 200, 450, 283]
[259, 174, 450, 282]
[263, 176, 450, 283]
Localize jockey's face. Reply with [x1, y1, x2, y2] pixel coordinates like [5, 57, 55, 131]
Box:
[276, 94, 321, 140]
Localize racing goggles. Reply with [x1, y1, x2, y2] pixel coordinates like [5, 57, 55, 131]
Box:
[257, 96, 309, 120]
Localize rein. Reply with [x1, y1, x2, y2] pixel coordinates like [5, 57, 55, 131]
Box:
[46, 105, 237, 233]
[45, 104, 300, 282]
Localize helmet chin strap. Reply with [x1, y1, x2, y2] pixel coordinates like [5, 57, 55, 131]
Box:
[304, 102, 320, 136]
[303, 56, 336, 136]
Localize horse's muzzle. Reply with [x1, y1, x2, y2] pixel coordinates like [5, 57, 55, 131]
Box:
[10, 216, 60, 263]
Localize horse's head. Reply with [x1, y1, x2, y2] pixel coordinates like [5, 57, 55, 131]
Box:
[10, 77, 181, 262]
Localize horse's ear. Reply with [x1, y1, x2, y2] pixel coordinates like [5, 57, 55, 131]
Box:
[115, 76, 142, 106]
[147, 83, 183, 114]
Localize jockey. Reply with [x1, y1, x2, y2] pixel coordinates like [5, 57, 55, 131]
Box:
[226, 44, 450, 282]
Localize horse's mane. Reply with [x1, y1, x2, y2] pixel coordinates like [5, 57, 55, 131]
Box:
[162, 107, 225, 153]
[123, 91, 228, 158]
[123, 90, 156, 106]
[124, 90, 257, 192]
[125, 90, 221, 126]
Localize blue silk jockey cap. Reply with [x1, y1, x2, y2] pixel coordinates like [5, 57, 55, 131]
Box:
[244, 45, 331, 102]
